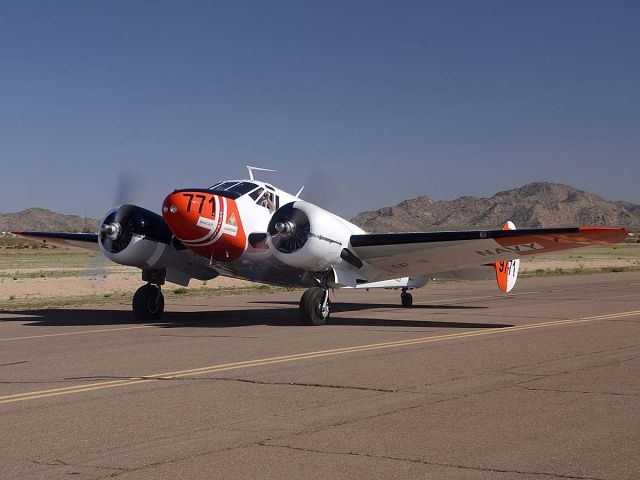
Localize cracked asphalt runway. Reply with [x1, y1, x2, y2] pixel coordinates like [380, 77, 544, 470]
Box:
[1, 272, 640, 479]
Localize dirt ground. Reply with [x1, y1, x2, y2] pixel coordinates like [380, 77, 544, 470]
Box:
[0, 271, 255, 300]
[1, 258, 637, 302]
[1, 243, 638, 302]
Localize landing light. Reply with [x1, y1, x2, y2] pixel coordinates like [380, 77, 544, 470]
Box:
[169, 205, 178, 214]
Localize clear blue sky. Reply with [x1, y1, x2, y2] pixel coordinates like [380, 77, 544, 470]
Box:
[1, 1, 638, 219]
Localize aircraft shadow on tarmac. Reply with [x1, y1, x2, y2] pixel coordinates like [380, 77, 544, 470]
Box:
[0, 302, 512, 330]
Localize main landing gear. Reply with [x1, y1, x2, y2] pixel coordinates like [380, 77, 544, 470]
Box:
[299, 286, 330, 326]
[133, 284, 165, 321]
[133, 269, 166, 321]
[401, 288, 413, 308]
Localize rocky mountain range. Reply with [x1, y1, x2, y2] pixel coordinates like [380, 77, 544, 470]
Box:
[1, 183, 638, 235]
[0, 208, 99, 233]
[351, 182, 640, 233]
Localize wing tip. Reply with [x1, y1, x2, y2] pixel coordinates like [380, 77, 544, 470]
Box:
[577, 226, 629, 243]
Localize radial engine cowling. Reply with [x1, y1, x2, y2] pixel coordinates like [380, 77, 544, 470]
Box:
[99, 204, 173, 268]
[267, 201, 357, 271]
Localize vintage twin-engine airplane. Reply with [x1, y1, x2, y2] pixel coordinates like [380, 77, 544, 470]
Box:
[15, 167, 628, 325]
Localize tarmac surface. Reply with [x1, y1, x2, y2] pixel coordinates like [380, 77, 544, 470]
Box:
[1, 272, 639, 479]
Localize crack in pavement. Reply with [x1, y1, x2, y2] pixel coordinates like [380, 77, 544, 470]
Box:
[195, 376, 400, 393]
[0, 361, 28, 367]
[258, 443, 608, 480]
[0, 380, 84, 385]
[26, 443, 257, 479]
[501, 345, 640, 379]
[516, 384, 640, 398]
[26, 458, 126, 479]
[30, 459, 69, 467]
[102, 443, 253, 478]
[61, 375, 402, 393]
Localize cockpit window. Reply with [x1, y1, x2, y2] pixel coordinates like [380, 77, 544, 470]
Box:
[210, 181, 238, 191]
[249, 187, 264, 201]
[227, 182, 258, 196]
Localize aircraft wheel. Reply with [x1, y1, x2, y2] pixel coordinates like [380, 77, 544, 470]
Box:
[401, 291, 413, 308]
[133, 284, 165, 321]
[299, 287, 330, 326]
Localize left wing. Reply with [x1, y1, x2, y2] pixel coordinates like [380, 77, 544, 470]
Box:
[350, 227, 627, 281]
[12, 231, 99, 251]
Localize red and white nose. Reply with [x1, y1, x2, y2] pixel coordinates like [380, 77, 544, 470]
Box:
[162, 189, 247, 263]
[162, 190, 217, 243]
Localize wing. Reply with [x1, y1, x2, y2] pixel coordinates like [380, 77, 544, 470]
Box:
[350, 227, 628, 281]
[12, 231, 99, 251]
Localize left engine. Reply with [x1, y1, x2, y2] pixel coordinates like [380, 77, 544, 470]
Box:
[266, 201, 359, 271]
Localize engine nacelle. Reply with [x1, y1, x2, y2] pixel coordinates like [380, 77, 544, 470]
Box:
[98, 204, 218, 285]
[98, 204, 173, 268]
[267, 201, 358, 271]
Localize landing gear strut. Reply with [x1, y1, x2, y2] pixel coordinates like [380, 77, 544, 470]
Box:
[299, 286, 330, 326]
[401, 288, 413, 308]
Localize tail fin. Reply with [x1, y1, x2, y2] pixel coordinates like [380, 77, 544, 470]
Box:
[494, 221, 520, 293]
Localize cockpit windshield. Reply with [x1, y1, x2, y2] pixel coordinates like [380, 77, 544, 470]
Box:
[208, 181, 260, 199]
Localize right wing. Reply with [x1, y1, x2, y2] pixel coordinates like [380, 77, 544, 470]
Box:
[350, 227, 628, 281]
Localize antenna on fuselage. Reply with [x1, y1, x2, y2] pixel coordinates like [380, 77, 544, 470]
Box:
[246, 166, 276, 181]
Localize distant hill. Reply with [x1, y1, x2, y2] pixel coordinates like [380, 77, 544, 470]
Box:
[0, 208, 100, 233]
[351, 182, 640, 233]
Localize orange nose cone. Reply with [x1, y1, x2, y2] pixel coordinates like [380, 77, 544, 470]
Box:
[162, 190, 247, 263]
[162, 191, 216, 243]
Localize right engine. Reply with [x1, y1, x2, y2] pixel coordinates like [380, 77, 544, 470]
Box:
[266, 201, 360, 272]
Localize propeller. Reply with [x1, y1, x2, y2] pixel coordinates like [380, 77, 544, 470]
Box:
[299, 169, 343, 212]
[86, 171, 143, 287]
[268, 203, 311, 254]
[98, 171, 157, 254]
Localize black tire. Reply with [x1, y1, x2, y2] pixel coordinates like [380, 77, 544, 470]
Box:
[133, 284, 165, 321]
[401, 291, 413, 308]
[299, 287, 329, 326]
